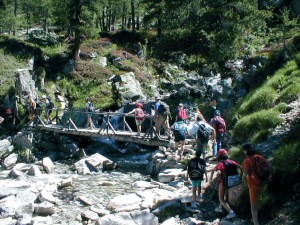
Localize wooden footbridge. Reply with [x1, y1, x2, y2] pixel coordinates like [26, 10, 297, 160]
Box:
[31, 109, 172, 147]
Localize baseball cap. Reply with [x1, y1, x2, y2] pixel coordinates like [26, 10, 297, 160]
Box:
[217, 149, 228, 157]
[136, 102, 143, 107]
[214, 110, 221, 116]
[179, 103, 183, 107]
[42, 95, 47, 99]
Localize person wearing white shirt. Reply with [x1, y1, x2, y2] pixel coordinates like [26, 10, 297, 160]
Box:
[190, 116, 215, 159]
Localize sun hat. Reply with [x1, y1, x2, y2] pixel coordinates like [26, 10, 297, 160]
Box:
[217, 149, 228, 157]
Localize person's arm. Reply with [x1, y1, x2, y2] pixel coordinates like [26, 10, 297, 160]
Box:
[126, 109, 136, 115]
[237, 163, 243, 177]
[209, 168, 215, 182]
[204, 168, 208, 182]
[0, 116, 4, 124]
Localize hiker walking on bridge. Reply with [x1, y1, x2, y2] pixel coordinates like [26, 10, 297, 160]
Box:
[85, 97, 95, 129]
[126, 102, 145, 136]
[153, 96, 171, 139]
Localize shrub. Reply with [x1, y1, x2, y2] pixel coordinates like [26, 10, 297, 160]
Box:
[270, 143, 300, 199]
[238, 86, 277, 116]
[232, 109, 283, 143]
[278, 82, 300, 103]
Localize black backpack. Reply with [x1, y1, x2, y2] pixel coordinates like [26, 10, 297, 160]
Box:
[157, 102, 170, 117]
[87, 102, 95, 112]
[197, 123, 210, 142]
[222, 160, 241, 189]
[188, 158, 205, 180]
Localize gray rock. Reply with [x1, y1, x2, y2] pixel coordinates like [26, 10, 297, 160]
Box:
[9, 169, 25, 179]
[0, 139, 11, 157]
[81, 210, 99, 221]
[27, 165, 42, 176]
[42, 157, 54, 174]
[34, 202, 55, 216]
[3, 153, 18, 170]
[96, 209, 158, 225]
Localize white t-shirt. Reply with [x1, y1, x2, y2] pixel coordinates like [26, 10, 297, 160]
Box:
[189, 121, 214, 137]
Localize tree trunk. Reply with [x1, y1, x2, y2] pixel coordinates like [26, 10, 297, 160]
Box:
[13, 0, 18, 35]
[136, 15, 140, 30]
[131, 0, 135, 31]
[122, 2, 127, 30]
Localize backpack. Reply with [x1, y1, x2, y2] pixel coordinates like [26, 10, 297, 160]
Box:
[213, 116, 226, 134]
[157, 102, 170, 117]
[46, 101, 54, 109]
[87, 102, 95, 112]
[135, 108, 145, 121]
[188, 158, 205, 180]
[251, 156, 271, 183]
[172, 122, 185, 136]
[197, 123, 210, 142]
[222, 160, 241, 189]
[177, 108, 187, 120]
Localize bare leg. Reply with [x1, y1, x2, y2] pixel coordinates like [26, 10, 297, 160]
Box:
[218, 183, 233, 212]
[251, 203, 260, 225]
[192, 187, 197, 201]
[197, 186, 202, 200]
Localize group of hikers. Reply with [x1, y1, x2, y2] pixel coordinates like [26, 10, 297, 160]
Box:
[27, 93, 56, 125]
[123, 96, 270, 225]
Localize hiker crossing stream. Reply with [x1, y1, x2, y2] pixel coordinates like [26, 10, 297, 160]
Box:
[30, 108, 171, 147]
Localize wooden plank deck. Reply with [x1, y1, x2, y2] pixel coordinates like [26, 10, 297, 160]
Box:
[36, 124, 171, 147]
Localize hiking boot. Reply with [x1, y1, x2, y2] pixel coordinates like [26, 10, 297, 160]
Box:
[191, 201, 199, 209]
[214, 206, 223, 213]
[226, 211, 236, 219]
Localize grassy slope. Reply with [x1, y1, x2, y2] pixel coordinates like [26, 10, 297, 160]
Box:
[0, 49, 27, 99]
[228, 37, 300, 223]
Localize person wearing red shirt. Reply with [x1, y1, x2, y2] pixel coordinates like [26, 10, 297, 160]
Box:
[242, 143, 268, 225]
[209, 149, 242, 219]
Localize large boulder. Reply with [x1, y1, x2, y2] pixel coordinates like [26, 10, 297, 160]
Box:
[0, 139, 12, 157]
[15, 69, 37, 104]
[110, 72, 146, 105]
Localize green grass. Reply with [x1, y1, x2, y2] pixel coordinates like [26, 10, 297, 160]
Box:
[232, 109, 283, 143]
[0, 49, 27, 98]
[238, 86, 277, 116]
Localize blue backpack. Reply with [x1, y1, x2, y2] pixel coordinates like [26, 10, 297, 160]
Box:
[172, 122, 185, 136]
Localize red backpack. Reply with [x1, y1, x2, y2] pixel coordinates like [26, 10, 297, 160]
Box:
[251, 155, 271, 184]
[178, 108, 187, 120]
[213, 116, 226, 134]
[135, 108, 145, 120]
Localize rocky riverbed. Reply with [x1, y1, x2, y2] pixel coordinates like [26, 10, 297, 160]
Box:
[0, 136, 254, 225]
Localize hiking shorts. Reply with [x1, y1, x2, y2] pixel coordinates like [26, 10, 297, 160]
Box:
[135, 119, 144, 126]
[174, 134, 185, 142]
[191, 180, 202, 188]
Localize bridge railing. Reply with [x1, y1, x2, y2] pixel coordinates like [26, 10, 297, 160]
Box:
[33, 108, 160, 139]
